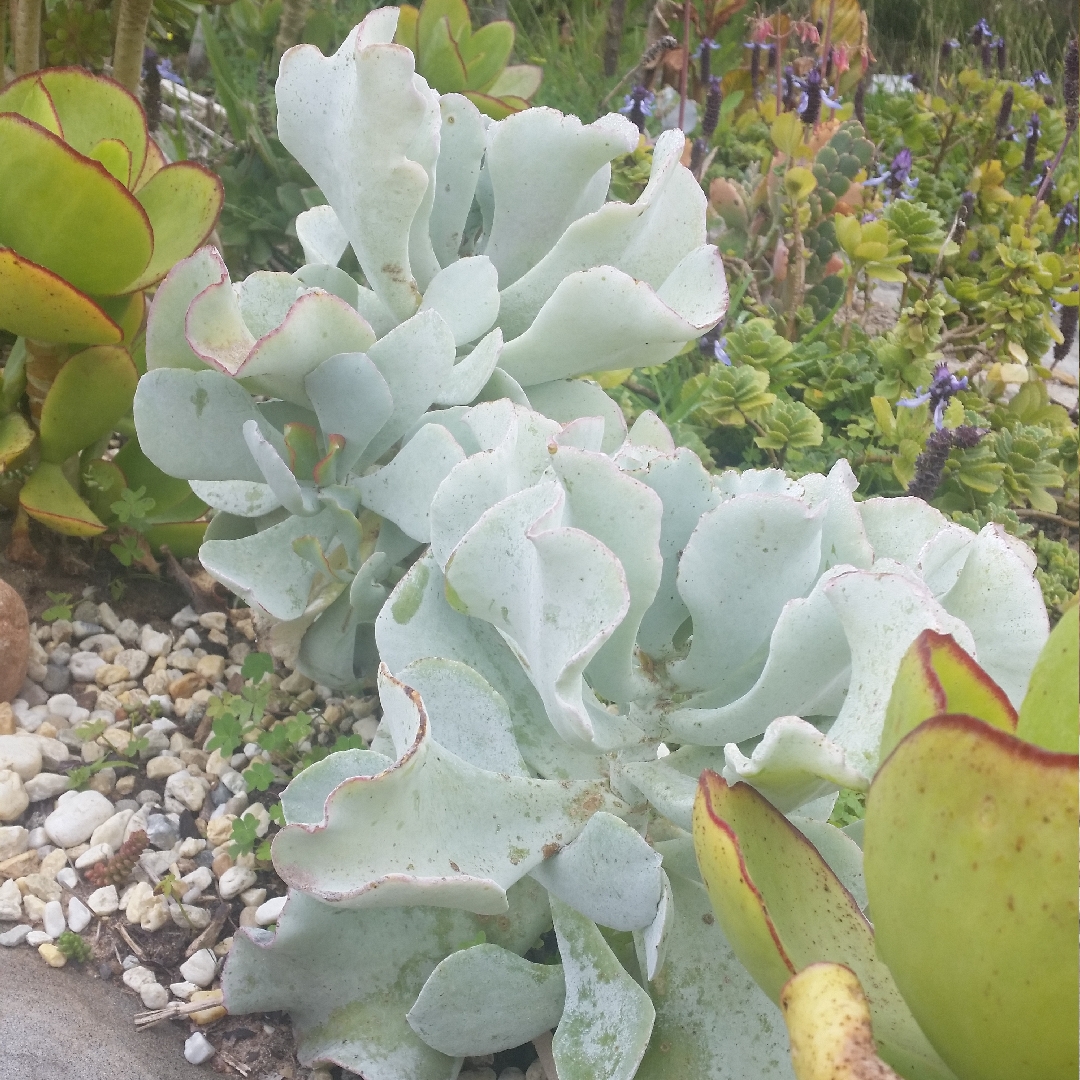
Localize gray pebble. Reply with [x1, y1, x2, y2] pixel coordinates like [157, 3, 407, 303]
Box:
[26, 827, 48, 848]
[170, 606, 201, 629]
[50, 643, 72, 667]
[136, 789, 163, 807]
[210, 783, 232, 806]
[0, 924, 32, 947]
[146, 814, 180, 850]
[71, 621, 104, 640]
[193, 850, 215, 869]
[71, 601, 99, 624]
[42, 665, 71, 694]
[116, 619, 141, 645]
[20, 681, 48, 706]
[113, 799, 140, 814]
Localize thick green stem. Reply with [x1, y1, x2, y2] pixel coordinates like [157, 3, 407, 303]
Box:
[14, 0, 41, 76]
[112, 0, 154, 93]
[274, 0, 310, 59]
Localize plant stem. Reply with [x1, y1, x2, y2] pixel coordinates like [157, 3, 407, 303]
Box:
[1026, 127, 1076, 229]
[23, 340, 70, 423]
[775, 23, 784, 114]
[603, 0, 627, 79]
[112, 0, 154, 93]
[14, 0, 41, 76]
[785, 202, 806, 340]
[840, 272, 857, 348]
[819, 0, 837, 80]
[677, 0, 691, 131]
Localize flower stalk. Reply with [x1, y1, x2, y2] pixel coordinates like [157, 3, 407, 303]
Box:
[112, 0, 154, 92]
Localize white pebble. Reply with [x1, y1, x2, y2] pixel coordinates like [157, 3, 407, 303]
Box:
[86, 885, 119, 915]
[179, 949, 218, 988]
[0, 924, 31, 946]
[0, 878, 23, 920]
[255, 896, 287, 925]
[24, 773, 71, 802]
[216, 865, 257, 900]
[26, 929, 54, 947]
[42, 900, 66, 938]
[67, 896, 92, 933]
[184, 1032, 216, 1065]
[75, 843, 112, 869]
[44, 789, 115, 847]
[56, 867, 79, 890]
[122, 965, 158, 991]
[140, 982, 169, 1009]
[170, 981, 198, 1000]
[46, 694, 77, 718]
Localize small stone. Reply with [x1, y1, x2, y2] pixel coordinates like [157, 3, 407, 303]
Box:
[140, 895, 170, 932]
[217, 865, 256, 899]
[87, 768, 116, 796]
[0, 770, 29, 822]
[71, 620, 104, 640]
[135, 788, 162, 806]
[68, 652, 107, 682]
[168, 672, 206, 699]
[24, 772, 70, 802]
[19, 682, 48, 707]
[39, 941, 67, 967]
[171, 606, 200, 629]
[115, 649, 150, 680]
[21, 873, 61, 902]
[205, 816, 236, 849]
[184, 1032, 216, 1065]
[87, 884, 119, 915]
[114, 775, 136, 796]
[238, 905, 259, 927]
[0, 735, 42, 780]
[115, 619, 140, 645]
[239, 886, 266, 907]
[278, 670, 313, 696]
[140, 981, 169, 1008]
[210, 852, 233, 878]
[165, 770, 209, 813]
[46, 694, 77, 719]
[38, 847, 68, 879]
[95, 604, 119, 632]
[22, 894, 46, 923]
[81, 741, 104, 764]
[67, 896, 91, 932]
[170, 981, 198, 1000]
[169, 901, 212, 930]
[180, 948, 218, 987]
[125, 881, 155, 923]
[0, 825, 28, 860]
[88, 809, 134, 852]
[0, 877, 23, 919]
[198, 611, 228, 632]
[145, 756, 184, 780]
[190, 987, 227, 1022]
[195, 655, 226, 684]
[241, 802, 269, 837]
[0, 923, 31, 946]
[146, 814, 180, 850]
[55, 866, 78, 890]
[122, 964, 158, 990]
[0, 849, 38, 879]
[41, 666, 71, 694]
[218, 770, 247, 796]
[180, 866, 213, 902]
[43, 789, 114, 847]
[43, 899, 65, 937]
[75, 843, 112, 869]
[96, 664, 132, 689]
[178, 837, 206, 857]
[142, 671, 169, 697]
[140, 627, 172, 657]
[255, 895, 286, 925]
[0, 703, 13, 736]
[27, 928, 53, 946]
[34, 735, 68, 770]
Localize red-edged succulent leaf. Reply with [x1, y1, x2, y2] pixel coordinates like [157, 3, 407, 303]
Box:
[88, 137, 133, 187]
[0, 72, 63, 135]
[865, 715, 1079, 1080]
[38, 345, 138, 463]
[12, 66, 149, 186]
[126, 161, 224, 292]
[693, 771, 956, 1080]
[0, 412, 35, 468]
[0, 114, 153, 296]
[134, 135, 167, 191]
[313, 434, 346, 486]
[283, 422, 321, 481]
[19, 461, 106, 537]
[463, 91, 530, 119]
[1015, 606, 1078, 753]
[0, 247, 122, 344]
[880, 629, 1016, 762]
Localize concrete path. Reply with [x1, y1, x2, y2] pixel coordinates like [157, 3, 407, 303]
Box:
[0, 948, 207, 1080]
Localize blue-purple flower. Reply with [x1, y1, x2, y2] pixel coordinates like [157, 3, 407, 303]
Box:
[865, 148, 917, 200]
[621, 85, 656, 133]
[1022, 70, 1052, 88]
[899, 362, 969, 428]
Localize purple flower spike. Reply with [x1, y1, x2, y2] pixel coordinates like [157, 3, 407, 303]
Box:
[899, 362, 969, 429]
[621, 85, 655, 133]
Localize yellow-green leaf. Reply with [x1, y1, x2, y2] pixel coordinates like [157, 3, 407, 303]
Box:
[88, 137, 132, 187]
[393, 3, 420, 51]
[0, 115, 152, 296]
[771, 111, 805, 157]
[864, 716, 1078, 1080]
[780, 963, 903, 1080]
[0, 411, 34, 468]
[1015, 605, 1078, 753]
[38, 345, 138, 463]
[834, 214, 861, 256]
[0, 247, 122, 344]
[19, 461, 106, 537]
[881, 630, 1017, 762]
[127, 162, 224, 292]
[461, 21, 516, 93]
[692, 772, 956, 1080]
[784, 166, 818, 201]
[0, 73, 63, 135]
